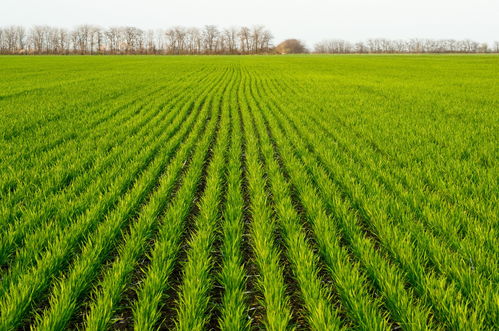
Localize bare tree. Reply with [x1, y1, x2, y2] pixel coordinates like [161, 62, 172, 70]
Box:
[202, 25, 219, 54]
[48, 27, 61, 54]
[165, 28, 176, 54]
[0, 29, 4, 53]
[31, 26, 50, 54]
[4, 26, 18, 53]
[14, 26, 26, 53]
[122, 27, 143, 54]
[224, 27, 238, 54]
[317, 39, 353, 53]
[0, 24, 491, 55]
[87, 26, 102, 54]
[144, 29, 155, 54]
[238, 26, 251, 54]
[154, 29, 166, 54]
[354, 41, 366, 53]
[260, 29, 273, 53]
[183, 27, 200, 54]
[477, 43, 488, 53]
[105, 27, 121, 54]
[174, 26, 187, 54]
[73, 25, 90, 54]
[250, 25, 264, 53]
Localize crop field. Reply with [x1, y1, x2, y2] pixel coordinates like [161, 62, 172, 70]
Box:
[0, 55, 497, 330]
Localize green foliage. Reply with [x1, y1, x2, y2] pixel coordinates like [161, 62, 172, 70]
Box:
[0, 55, 497, 330]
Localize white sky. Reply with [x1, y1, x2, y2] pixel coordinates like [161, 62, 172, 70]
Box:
[1, 0, 498, 46]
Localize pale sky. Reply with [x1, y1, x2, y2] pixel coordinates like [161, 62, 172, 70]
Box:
[2, 0, 498, 47]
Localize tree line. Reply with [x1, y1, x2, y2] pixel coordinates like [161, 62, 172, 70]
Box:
[0, 25, 497, 55]
[314, 38, 499, 54]
[0, 25, 273, 55]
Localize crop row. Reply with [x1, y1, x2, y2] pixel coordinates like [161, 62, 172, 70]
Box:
[0, 55, 496, 330]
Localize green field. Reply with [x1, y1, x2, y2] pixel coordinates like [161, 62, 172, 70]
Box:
[0, 55, 497, 330]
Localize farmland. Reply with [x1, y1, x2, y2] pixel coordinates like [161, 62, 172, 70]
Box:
[0, 55, 497, 330]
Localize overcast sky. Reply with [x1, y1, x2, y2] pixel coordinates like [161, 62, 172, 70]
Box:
[2, 0, 498, 46]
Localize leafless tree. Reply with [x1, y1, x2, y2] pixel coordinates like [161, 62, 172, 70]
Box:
[143, 29, 155, 54]
[105, 27, 121, 54]
[3, 24, 493, 55]
[121, 27, 143, 54]
[87, 26, 102, 54]
[30, 26, 50, 54]
[315, 37, 494, 54]
[191, 28, 203, 54]
[260, 29, 273, 53]
[238, 26, 251, 54]
[4, 26, 18, 53]
[0, 29, 4, 53]
[354, 42, 366, 53]
[224, 27, 238, 54]
[73, 25, 90, 54]
[15, 26, 26, 53]
[165, 28, 176, 54]
[314, 39, 352, 53]
[202, 25, 219, 54]
[250, 25, 264, 53]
